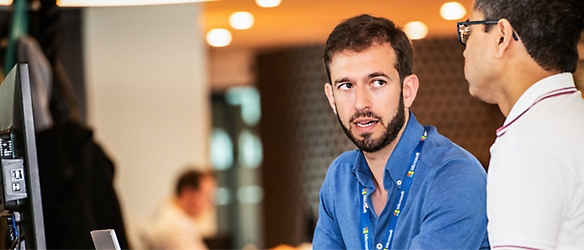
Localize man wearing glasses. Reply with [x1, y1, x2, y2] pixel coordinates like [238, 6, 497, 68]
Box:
[458, 0, 584, 249]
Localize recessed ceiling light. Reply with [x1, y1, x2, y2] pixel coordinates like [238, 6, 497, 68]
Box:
[440, 2, 467, 20]
[404, 21, 428, 40]
[56, 0, 210, 7]
[255, 0, 281, 8]
[229, 12, 255, 30]
[206, 28, 232, 47]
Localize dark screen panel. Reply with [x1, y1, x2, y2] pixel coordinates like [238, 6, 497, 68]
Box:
[0, 63, 46, 249]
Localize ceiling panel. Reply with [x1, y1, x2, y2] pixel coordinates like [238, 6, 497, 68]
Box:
[202, 0, 474, 49]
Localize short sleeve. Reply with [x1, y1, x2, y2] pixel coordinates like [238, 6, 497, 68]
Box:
[487, 138, 570, 249]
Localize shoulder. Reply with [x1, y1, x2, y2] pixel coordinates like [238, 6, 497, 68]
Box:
[326, 149, 359, 174]
[497, 95, 584, 165]
[419, 126, 485, 177]
[320, 149, 360, 194]
[510, 94, 584, 140]
[332, 149, 360, 162]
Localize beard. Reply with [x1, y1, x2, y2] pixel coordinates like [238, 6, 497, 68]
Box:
[336, 94, 406, 153]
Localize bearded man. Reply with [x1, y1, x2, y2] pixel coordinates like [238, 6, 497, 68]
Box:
[312, 14, 490, 250]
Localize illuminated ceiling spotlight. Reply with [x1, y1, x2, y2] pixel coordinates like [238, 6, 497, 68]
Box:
[229, 11, 255, 30]
[57, 0, 211, 7]
[0, 0, 13, 6]
[440, 2, 467, 20]
[255, 0, 281, 8]
[404, 21, 428, 40]
[206, 28, 232, 47]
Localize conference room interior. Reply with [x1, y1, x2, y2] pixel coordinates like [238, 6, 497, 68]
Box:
[0, 0, 583, 249]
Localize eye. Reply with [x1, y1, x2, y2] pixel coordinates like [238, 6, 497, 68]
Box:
[372, 79, 386, 87]
[337, 82, 353, 90]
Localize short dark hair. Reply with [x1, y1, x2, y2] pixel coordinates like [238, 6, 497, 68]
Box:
[174, 169, 213, 196]
[474, 0, 584, 72]
[323, 14, 414, 84]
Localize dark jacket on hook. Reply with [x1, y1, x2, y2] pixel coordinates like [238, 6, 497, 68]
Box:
[36, 120, 130, 249]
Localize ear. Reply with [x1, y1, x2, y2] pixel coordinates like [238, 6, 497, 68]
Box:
[494, 18, 516, 58]
[324, 83, 338, 114]
[402, 74, 419, 109]
[178, 188, 195, 202]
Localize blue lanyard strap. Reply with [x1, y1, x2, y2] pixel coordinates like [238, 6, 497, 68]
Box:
[360, 130, 427, 250]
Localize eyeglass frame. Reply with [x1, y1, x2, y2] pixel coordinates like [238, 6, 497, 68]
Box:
[457, 19, 518, 46]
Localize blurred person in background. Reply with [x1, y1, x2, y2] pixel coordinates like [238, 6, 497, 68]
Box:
[459, 0, 584, 248]
[140, 168, 216, 249]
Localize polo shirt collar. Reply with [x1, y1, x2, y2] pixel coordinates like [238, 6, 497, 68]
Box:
[353, 112, 425, 191]
[498, 73, 576, 137]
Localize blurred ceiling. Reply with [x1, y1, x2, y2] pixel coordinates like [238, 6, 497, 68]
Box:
[202, 0, 474, 50]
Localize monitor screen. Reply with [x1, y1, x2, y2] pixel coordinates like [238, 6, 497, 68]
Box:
[0, 63, 46, 249]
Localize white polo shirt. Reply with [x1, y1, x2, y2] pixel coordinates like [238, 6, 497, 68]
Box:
[139, 199, 208, 250]
[487, 73, 584, 250]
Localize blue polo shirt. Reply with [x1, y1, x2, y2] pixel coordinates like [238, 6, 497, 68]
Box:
[313, 113, 489, 250]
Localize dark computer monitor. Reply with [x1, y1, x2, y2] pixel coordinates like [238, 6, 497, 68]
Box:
[0, 63, 46, 249]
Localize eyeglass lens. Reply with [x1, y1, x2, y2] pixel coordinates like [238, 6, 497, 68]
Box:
[459, 25, 469, 45]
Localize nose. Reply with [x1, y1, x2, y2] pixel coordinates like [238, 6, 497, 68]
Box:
[354, 84, 372, 111]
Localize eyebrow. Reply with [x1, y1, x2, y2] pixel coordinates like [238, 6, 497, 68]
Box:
[369, 72, 389, 78]
[333, 77, 350, 85]
[333, 72, 389, 85]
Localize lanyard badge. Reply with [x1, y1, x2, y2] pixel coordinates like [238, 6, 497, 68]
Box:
[360, 130, 427, 250]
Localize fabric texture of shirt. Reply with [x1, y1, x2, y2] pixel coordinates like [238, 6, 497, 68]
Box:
[487, 73, 584, 249]
[139, 199, 208, 250]
[313, 113, 490, 250]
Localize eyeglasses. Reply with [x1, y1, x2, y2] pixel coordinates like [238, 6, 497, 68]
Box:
[457, 19, 519, 46]
[457, 19, 498, 45]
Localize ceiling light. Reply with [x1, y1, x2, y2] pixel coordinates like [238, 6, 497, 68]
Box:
[206, 28, 232, 47]
[57, 0, 211, 7]
[440, 2, 467, 20]
[255, 0, 281, 8]
[229, 11, 254, 30]
[0, 0, 13, 5]
[404, 21, 428, 40]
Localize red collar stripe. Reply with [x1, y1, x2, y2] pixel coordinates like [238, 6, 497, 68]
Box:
[496, 87, 577, 137]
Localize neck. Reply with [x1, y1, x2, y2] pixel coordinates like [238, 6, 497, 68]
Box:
[364, 114, 408, 217]
[494, 43, 561, 116]
[174, 196, 195, 217]
[498, 70, 560, 117]
[363, 113, 409, 191]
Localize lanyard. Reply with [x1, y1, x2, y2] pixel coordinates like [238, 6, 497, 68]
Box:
[360, 130, 427, 250]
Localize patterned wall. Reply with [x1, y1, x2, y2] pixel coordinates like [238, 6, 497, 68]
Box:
[410, 38, 504, 168]
[258, 46, 356, 248]
[257, 38, 504, 248]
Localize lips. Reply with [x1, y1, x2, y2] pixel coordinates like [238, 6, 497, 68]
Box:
[348, 110, 383, 133]
[351, 117, 380, 133]
[353, 118, 379, 128]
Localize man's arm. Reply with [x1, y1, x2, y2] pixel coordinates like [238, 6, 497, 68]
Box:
[312, 174, 345, 250]
[409, 158, 489, 249]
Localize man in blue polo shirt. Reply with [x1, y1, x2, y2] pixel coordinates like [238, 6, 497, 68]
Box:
[312, 14, 490, 249]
